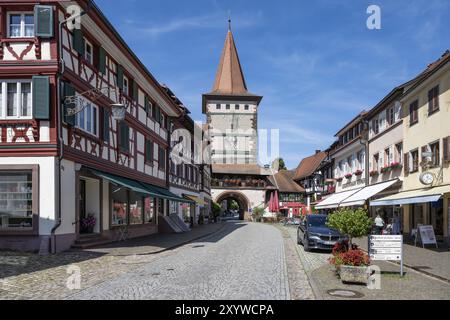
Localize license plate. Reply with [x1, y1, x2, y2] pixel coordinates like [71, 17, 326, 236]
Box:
[323, 241, 336, 245]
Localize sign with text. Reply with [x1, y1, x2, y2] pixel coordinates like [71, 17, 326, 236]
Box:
[418, 225, 437, 246]
[369, 235, 402, 261]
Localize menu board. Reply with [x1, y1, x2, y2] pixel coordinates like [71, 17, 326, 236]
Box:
[418, 225, 437, 246]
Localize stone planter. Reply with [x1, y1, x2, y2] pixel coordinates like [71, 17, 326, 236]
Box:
[339, 265, 369, 285]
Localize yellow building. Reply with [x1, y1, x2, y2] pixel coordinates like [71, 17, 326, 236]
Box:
[371, 51, 450, 245]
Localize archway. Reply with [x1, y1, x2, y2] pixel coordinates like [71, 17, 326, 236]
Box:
[215, 191, 250, 220]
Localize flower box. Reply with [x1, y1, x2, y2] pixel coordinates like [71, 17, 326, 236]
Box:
[336, 177, 343, 182]
[380, 166, 391, 173]
[354, 170, 363, 176]
[339, 265, 369, 285]
[369, 170, 379, 177]
[344, 174, 353, 179]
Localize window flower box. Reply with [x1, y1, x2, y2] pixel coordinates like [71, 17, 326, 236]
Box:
[336, 177, 343, 182]
[380, 166, 391, 174]
[344, 173, 353, 179]
[354, 170, 363, 176]
[390, 162, 403, 170]
[369, 170, 379, 177]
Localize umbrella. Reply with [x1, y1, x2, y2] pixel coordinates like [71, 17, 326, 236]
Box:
[268, 192, 274, 212]
[273, 190, 280, 213]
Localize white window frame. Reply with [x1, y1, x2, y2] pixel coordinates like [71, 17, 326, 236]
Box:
[74, 96, 99, 137]
[0, 80, 33, 120]
[7, 12, 35, 38]
[84, 38, 94, 65]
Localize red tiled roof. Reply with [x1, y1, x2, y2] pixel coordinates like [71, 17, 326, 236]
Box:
[293, 151, 327, 181]
[269, 170, 305, 193]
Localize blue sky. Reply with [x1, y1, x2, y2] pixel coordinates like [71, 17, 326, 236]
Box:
[96, 0, 449, 169]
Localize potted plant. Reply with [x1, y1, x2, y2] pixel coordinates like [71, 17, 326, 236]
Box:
[354, 169, 363, 176]
[81, 213, 96, 234]
[344, 173, 353, 179]
[326, 208, 373, 284]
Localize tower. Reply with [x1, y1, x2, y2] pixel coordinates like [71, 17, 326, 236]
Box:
[202, 23, 263, 165]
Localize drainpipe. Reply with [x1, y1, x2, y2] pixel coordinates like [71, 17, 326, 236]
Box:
[50, 8, 89, 254]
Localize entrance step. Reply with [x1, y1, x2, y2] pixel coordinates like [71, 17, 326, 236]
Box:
[72, 235, 111, 249]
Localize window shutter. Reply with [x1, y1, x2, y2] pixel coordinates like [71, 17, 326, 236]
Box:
[144, 96, 151, 115]
[145, 139, 153, 163]
[35, 5, 54, 38]
[103, 109, 110, 143]
[444, 137, 450, 162]
[428, 89, 433, 114]
[98, 47, 106, 73]
[404, 153, 409, 176]
[155, 106, 161, 124]
[72, 29, 84, 56]
[63, 83, 76, 125]
[132, 80, 138, 101]
[117, 65, 124, 89]
[119, 122, 129, 152]
[434, 86, 440, 110]
[32, 76, 50, 120]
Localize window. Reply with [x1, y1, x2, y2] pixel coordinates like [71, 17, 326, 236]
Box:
[428, 85, 439, 114]
[357, 150, 364, 170]
[0, 171, 34, 230]
[395, 143, 403, 163]
[410, 150, 419, 172]
[144, 197, 155, 223]
[430, 141, 440, 167]
[372, 118, 379, 135]
[409, 100, 419, 125]
[8, 13, 34, 38]
[75, 100, 98, 136]
[347, 156, 353, 172]
[84, 39, 93, 65]
[0, 81, 33, 119]
[245, 105, 249, 110]
[373, 154, 379, 171]
[387, 107, 395, 125]
[226, 104, 230, 110]
[123, 77, 129, 96]
[216, 104, 221, 110]
[145, 139, 153, 164]
[158, 146, 166, 170]
[111, 185, 128, 226]
[385, 148, 392, 166]
[235, 104, 239, 110]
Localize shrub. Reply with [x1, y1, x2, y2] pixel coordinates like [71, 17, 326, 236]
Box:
[327, 208, 373, 245]
[329, 249, 370, 267]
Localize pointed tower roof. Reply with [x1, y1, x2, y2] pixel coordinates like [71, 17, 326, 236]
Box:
[203, 22, 262, 113]
[212, 27, 248, 95]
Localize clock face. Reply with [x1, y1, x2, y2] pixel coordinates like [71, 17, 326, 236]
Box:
[420, 172, 435, 185]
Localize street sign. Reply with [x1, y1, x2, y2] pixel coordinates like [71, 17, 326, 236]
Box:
[369, 235, 403, 276]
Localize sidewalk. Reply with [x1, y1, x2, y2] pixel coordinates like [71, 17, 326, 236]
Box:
[0, 222, 226, 300]
[354, 237, 450, 282]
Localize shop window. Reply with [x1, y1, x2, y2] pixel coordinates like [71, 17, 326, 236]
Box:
[1, 81, 33, 119]
[0, 171, 33, 230]
[111, 185, 128, 226]
[144, 197, 155, 223]
[129, 191, 143, 225]
[8, 13, 34, 38]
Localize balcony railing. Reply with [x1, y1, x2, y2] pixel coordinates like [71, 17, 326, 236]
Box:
[212, 179, 267, 189]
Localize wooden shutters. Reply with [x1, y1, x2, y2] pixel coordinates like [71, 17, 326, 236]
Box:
[73, 29, 85, 56]
[32, 76, 50, 120]
[103, 109, 110, 143]
[403, 153, 409, 176]
[132, 80, 138, 101]
[409, 100, 418, 125]
[144, 96, 151, 116]
[145, 139, 153, 164]
[443, 137, 450, 162]
[158, 146, 166, 170]
[119, 122, 130, 152]
[117, 65, 124, 90]
[98, 47, 107, 73]
[35, 5, 54, 38]
[63, 83, 76, 125]
[428, 85, 439, 114]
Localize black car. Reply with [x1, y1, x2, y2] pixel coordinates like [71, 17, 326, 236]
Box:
[297, 214, 347, 251]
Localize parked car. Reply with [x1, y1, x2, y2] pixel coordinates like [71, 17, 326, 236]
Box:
[297, 214, 347, 252]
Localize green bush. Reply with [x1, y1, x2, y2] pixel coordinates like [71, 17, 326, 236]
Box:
[212, 202, 221, 218]
[327, 208, 373, 245]
[252, 207, 265, 222]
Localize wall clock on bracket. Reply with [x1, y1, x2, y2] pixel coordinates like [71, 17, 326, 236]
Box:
[419, 172, 435, 185]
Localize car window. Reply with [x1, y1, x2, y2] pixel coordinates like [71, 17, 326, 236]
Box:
[307, 216, 327, 228]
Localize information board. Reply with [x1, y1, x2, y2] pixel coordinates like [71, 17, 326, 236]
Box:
[369, 235, 402, 262]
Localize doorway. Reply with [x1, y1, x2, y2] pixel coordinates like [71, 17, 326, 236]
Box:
[78, 177, 101, 235]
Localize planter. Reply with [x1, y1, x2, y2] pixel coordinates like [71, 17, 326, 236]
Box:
[339, 265, 369, 285]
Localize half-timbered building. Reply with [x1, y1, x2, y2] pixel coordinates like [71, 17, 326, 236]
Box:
[0, 0, 196, 252]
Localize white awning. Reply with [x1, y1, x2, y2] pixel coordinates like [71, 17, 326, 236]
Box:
[370, 184, 450, 206]
[315, 188, 363, 209]
[340, 179, 399, 207]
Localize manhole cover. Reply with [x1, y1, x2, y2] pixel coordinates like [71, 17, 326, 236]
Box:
[327, 289, 364, 298]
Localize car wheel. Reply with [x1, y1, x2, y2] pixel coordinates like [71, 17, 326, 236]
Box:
[303, 236, 310, 252]
[297, 231, 302, 245]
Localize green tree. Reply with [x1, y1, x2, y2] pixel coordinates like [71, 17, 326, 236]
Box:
[252, 207, 265, 222]
[212, 202, 221, 218]
[327, 208, 373, 245]
[277, 158, 287, 171]
[229, 200, 240, 211]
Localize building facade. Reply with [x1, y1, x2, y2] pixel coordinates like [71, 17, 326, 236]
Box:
[0, 1, 194, 252]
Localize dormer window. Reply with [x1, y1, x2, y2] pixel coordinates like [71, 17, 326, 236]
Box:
[8, 13, 34, 38]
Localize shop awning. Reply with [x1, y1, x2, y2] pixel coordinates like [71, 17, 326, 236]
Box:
[90, 169, 160, 197]
[315, 188, 363, 209]
[141, 183, 195, 204]
[183, 195, 206, 206]
[370, 184, 450, 206]
[340, 179, 399, 207]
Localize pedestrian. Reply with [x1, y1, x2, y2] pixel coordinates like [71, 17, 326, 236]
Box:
[374, 214, 385, 235]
